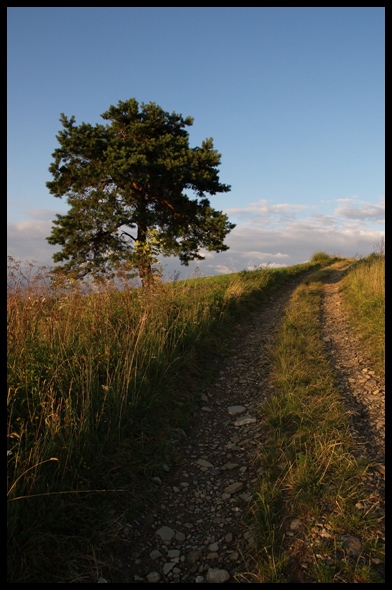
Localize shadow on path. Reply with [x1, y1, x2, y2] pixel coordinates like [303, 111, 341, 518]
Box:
[319, 267, 384, 466]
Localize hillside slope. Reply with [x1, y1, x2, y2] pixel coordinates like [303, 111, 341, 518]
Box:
[106, 262, 384, 583]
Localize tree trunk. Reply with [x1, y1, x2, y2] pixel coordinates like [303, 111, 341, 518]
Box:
[139, 258, 153, 288]
[136, 222, 153, 289]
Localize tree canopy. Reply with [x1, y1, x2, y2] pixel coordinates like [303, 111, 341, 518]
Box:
[46, 98, 235, 286]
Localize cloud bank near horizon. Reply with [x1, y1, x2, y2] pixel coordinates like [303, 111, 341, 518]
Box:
[7, 196, 384, 279]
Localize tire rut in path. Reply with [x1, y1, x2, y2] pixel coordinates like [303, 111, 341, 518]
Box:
[279, 265, 385, 583]
[319, 266, 385, 567]
[320, 266, 385, 466]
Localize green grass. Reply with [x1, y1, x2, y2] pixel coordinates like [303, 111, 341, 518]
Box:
[249, 259, 384, 583]
[339, 254, 385, 377]
[7, 251, 384, 583]
[309, 251, 336, 263]
[7, 255, 333, 583]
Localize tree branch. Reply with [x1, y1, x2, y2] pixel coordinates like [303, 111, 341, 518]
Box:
[120, 230, 137, 242]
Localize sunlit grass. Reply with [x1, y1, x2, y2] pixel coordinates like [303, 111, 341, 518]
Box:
[339, 254, 385, 377]
[8, 254, 332, 583]
[249, 260, 384, 583]
[8, 251, 384, 582]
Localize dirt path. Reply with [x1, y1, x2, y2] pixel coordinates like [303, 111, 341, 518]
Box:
[320, 266, 385, 466]
[107, 266, 384, 584]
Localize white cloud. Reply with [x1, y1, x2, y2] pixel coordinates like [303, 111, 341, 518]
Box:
[209, 264, 238, 275]
[226, 199, 309, 226]
[7, 218, 58, 267]
[334, 194, 384, 219]
[7, 198, 385, 281]
[334, 200, 385, 223]
[240, 251, 290, 260]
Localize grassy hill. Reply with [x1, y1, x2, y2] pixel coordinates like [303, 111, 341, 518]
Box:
[7, 252, 384, 582]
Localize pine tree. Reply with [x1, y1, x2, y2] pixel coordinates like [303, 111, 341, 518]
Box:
[46, 98, 235, 286]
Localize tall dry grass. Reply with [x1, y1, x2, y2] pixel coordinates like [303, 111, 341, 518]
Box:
[7, 255, 333, 582]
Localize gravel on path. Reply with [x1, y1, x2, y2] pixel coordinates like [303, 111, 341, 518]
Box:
[105, 266, 384, 583]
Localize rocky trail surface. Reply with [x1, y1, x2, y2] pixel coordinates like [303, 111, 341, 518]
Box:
[103, 266, 384, 584]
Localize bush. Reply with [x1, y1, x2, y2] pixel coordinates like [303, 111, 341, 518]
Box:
[310, 252, 332, 263]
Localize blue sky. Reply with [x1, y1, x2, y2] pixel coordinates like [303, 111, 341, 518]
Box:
[7, 7, 385, 279]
